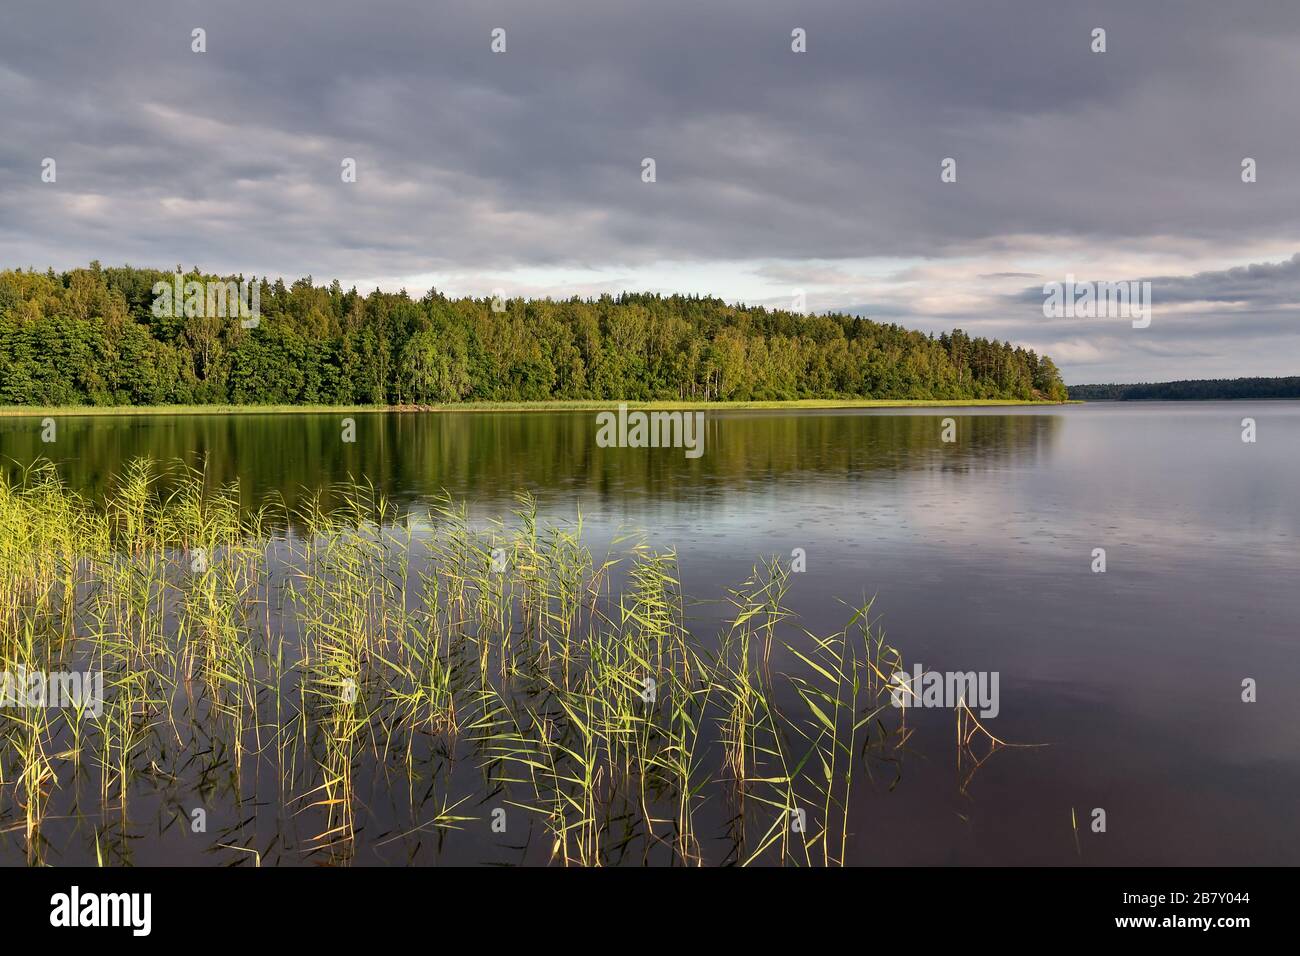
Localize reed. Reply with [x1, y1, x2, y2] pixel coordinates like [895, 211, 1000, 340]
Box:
[0, 457, 962, 866]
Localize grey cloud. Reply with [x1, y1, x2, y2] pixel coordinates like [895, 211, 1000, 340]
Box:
[1148, 254, 1300, 305]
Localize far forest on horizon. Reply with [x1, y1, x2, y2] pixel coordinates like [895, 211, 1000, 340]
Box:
[1068, 377, 1300, 401]
[0, 263, 1068, 407]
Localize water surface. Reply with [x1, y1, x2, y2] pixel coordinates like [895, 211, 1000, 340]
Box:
[1, 403, 1295, 865]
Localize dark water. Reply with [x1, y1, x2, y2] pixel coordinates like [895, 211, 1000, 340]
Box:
[1, 403, 1297, 865]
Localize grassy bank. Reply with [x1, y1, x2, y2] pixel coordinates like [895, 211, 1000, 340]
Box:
[0, 398, 1071, 418]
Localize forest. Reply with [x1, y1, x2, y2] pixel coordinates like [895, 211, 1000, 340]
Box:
[0, 263, 1068, 406]
[1068, 378, 1300, 401]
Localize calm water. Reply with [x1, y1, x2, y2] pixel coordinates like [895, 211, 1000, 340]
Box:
[1, 403, 1297, 865]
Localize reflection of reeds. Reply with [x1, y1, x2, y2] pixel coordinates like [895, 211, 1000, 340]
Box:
[1, 458, 953, 866]
[954, 698, 1048, 798]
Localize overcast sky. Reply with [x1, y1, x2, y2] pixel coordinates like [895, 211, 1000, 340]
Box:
[3, 1, 1299, 383]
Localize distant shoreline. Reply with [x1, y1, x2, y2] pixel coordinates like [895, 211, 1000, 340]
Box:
[0, 398, 1073, 418]
[1068, 376, 1300, 401]
[1066, 396, 1300, 402]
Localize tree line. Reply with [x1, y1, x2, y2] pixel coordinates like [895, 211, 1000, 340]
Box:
[1068, 378, 1300, 401]
[0, 263, 1068, 406]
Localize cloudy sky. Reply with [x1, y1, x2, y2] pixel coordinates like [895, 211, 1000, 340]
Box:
[3, 0, 1300, 383]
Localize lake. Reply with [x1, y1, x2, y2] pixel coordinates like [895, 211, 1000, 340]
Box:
[0, 402, 1296, 865]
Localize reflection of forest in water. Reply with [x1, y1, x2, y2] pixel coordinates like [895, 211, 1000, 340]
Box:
[0, 411, 1063, 528]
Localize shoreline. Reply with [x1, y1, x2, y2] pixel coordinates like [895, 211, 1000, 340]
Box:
[0, 398, 1075, 417]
